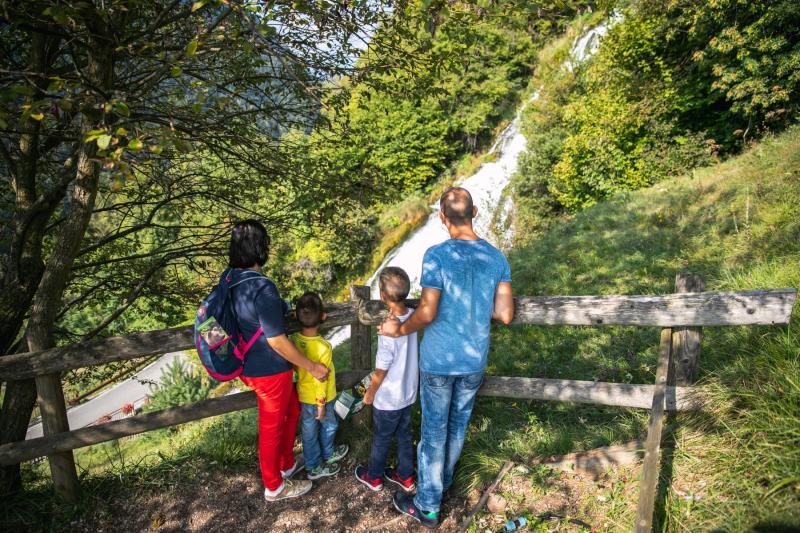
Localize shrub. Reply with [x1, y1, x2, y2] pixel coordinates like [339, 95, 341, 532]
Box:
[144, 358, 216, 412]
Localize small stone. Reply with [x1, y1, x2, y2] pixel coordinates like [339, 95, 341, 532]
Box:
[486, 493, 507, 514]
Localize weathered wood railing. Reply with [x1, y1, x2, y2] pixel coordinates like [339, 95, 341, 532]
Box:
[0, 276, 795, 532]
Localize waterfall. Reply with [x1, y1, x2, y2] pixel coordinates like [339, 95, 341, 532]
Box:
[365, 106, 529, 296]
[328, 18, 618, 349]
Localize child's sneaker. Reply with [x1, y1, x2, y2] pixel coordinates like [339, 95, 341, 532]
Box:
[307, 461, 340, 480]
[264, 479, 312, 502]
[355, 464, 383, 492]
[327, 443, 349, 463]
[384, 467, 415, 493]
[281, 455, 304, 479]
[392, 490, 439, 529]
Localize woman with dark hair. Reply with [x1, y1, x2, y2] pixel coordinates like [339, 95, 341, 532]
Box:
[227, 219, 330, 502]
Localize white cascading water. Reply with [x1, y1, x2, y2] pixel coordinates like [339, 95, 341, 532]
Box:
[566, 12, 622, 70]
[326, 105, 530, 347]
[369, 106, 528, 294]
[328, 19, 619, 348]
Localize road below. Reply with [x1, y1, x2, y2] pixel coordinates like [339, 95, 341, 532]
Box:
[26, 351, 187, 440]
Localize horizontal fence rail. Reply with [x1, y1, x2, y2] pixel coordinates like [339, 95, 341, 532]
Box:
[0, 371, 368, 466]
[480, 376, 700, 410]
[358, 289, 797, 326]
[0, 373, 700, 466]
[1, 289, 795, 381]
[0, 303, 354, 381]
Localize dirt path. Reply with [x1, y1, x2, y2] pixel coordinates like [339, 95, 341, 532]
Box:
[64, 458, 624, 533]
[72, 455, 473, 533]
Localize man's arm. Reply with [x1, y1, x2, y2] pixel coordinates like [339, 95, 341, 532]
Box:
[267, 334, 329, 381]
[378, 287, 441, 338]
[492, 281, 514, 324]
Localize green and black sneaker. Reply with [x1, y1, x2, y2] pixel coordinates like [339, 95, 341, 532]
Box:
[307, 461, 340, 480]
[393, 490, 439, 529]
[327, 443, 349, 463]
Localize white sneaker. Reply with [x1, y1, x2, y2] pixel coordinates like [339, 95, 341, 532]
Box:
[264, 479, 312, 502]
[281, 455, 304, 479]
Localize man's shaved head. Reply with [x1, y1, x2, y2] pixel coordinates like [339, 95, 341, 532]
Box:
[440, 187, 474, 226]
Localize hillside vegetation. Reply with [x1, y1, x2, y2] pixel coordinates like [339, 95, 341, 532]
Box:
[513, 0, 800, 236]
[4, 2, 799, 531]
[462, 125, 800, 531]
[8, 115, 798, 533]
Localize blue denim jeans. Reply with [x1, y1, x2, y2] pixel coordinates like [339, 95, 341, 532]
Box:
[300, 400, 338, 469]
[368, 405, 414, 480]
[414, 371, 484, 513]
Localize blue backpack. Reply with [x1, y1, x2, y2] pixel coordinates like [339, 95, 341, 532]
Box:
[195, 269, 265, 381]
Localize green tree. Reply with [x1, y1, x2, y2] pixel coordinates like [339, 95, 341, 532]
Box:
[144, 359, 215, 412]
[514, 0, 800, 218]
[0, 0, 405, 494]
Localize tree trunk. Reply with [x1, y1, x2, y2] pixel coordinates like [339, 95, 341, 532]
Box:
[0, 378, 36, 495]
[0, 14, 113, 493]
[0, 32, 58, 496]
[23, 17, 114, 497]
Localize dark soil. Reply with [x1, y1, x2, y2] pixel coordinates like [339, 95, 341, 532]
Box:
[4, 437, 633, 532]
[64, 455, 474, 533]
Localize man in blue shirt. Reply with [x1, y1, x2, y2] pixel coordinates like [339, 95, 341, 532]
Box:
[380, 187, 514, 528]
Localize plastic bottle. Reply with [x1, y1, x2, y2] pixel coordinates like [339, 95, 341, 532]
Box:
[503, 516, 527, 531]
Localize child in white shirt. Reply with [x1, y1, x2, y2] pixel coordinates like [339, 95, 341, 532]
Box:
[355, 267, 418, 493]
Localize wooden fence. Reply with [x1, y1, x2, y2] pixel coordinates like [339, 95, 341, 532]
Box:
[0, 276, 795, 532]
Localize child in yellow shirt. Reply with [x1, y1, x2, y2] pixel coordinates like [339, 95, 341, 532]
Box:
[291, 292, 349, 479]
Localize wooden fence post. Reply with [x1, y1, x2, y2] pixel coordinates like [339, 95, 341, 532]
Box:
[671, 273, 705, 385]
[349, 285, 372, 371]
[349, 285, 373, 434]
[635, 272, 704, 531]
[34, 373, 79, 502]
[635, 327, 672, 532]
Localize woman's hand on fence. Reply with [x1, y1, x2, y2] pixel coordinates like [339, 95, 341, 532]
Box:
[310, 362, 330, 382]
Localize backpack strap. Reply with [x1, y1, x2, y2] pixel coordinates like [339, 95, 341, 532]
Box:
[228, 272, 269, 359]
[229, 270, 264, 288]
[237, 326, 264, 358]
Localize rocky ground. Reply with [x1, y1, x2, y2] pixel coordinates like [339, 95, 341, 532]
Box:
[66, 454, 473, 533]
[59, 453, 633, 532]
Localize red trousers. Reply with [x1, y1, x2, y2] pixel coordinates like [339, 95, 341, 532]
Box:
[240, 370, 300, 490]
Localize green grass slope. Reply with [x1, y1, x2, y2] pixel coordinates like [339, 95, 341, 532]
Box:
[461, 125, 800, 530]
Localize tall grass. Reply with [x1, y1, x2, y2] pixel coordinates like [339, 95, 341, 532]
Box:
[661, 262, 800, 531]
[457, 126, 800, 530]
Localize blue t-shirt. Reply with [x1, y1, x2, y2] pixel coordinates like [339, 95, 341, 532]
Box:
[230, 269, 292, 377]
[419, 239, 511, 375]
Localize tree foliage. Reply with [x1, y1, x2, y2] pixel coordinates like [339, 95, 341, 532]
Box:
[513, 0, 799, 224]
[277, 1, 591, 298]
[0, 0, 408, 494]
